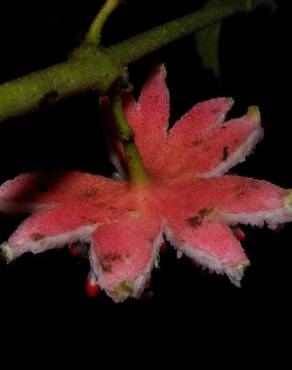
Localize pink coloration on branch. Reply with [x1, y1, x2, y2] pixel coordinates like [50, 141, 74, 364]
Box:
[1, 66, 292, 302]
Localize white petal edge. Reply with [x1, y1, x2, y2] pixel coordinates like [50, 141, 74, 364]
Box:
[200, 126, 264, 178]
[164, 226, 249, 287]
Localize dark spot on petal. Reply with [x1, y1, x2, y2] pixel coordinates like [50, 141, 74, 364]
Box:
[31, 233, 45, 241]
[234, 138, 240, 145]
[223, 146, 229, 161]
[99, 253, 123, 273]
[234, 185, 246, 198]
[100, 261, 112, 273]
[199, 208, 213, 217]
[187, 208, 213, 228]
[188, 215, 202, 228]
[186, 139, 203, 148]
[110, 206, 118, 211]
[102, 253, 122, 262]
[83, 189, 97, 199]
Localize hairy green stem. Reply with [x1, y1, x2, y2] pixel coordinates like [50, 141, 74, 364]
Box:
[0, 0, 251, 123]
[109, 0, 250, 65]
[0, 45, 125, 122]
[110, 92, 149, 185]
[86, 0, 122, 44]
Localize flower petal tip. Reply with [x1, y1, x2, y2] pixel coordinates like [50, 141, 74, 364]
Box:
[227, 97, 235, 105]
[228, 260, 250, 287]
[283, 190, 292, 214]
[109, 281, 134, 303]
[237, 260, 251, 271]
[0, 241, 14, 263]
[247, 105, 261, 122]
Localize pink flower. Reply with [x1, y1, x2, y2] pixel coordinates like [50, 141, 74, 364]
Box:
[1, 66, 291, 302]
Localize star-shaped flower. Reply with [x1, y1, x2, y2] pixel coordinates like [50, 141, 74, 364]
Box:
[1, 66, 292, 302]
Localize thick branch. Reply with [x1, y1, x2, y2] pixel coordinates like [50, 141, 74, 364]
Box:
[0, 46, 125, 122]
[0, 0, 251, 123]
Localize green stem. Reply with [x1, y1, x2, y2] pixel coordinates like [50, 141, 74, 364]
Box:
[110, 92, 149, 185]
[86, 0, 122, 44]
[109, 0, 250, 65]
[0, 45, 125, 122]
[0, 0, 252, 123]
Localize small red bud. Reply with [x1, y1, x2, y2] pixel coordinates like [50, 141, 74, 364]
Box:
[69, 243, 89, 259]
[232, 226, 246, 241]
[69, 244, 79, 257]
[86, 271, 101, 298]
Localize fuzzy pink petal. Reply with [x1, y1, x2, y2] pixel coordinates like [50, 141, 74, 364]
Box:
[0, 171, 133, 262]
[157, 176, 292, 230]
[99, 66, 170, 178]
[128, 66, 169, 169]
[209, 176, 292, 228]
[1, 180, 140, 262]
[165, 219, 249, 286]
[168, 97, 234, 147]
[0, 171, 126, 213]
[195, 110, 263, 177]
[89, 217, 163, 302]
[0, 172, 56, 212]
[6, 204, 98, 259]
[156, 109, 263, 179]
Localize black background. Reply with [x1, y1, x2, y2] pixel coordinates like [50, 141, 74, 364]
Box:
[0, 0, 291, 340]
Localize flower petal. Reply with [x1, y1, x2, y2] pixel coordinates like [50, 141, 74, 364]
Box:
[100, 66, 170, 178]
[128, 66, 170, 170]
[159, 176, 292, 229]
[0, 171, 126, 213]
[211, 176, 292, 228]
[168, 97, 234, 147]
[2, 204, 99, 259]
[0, 171, 57, 213]
[158, 107, 263, 178]
[164, 219, 249, 287]
[89, 217, 163, 302]
[197, 107, 263, 177]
